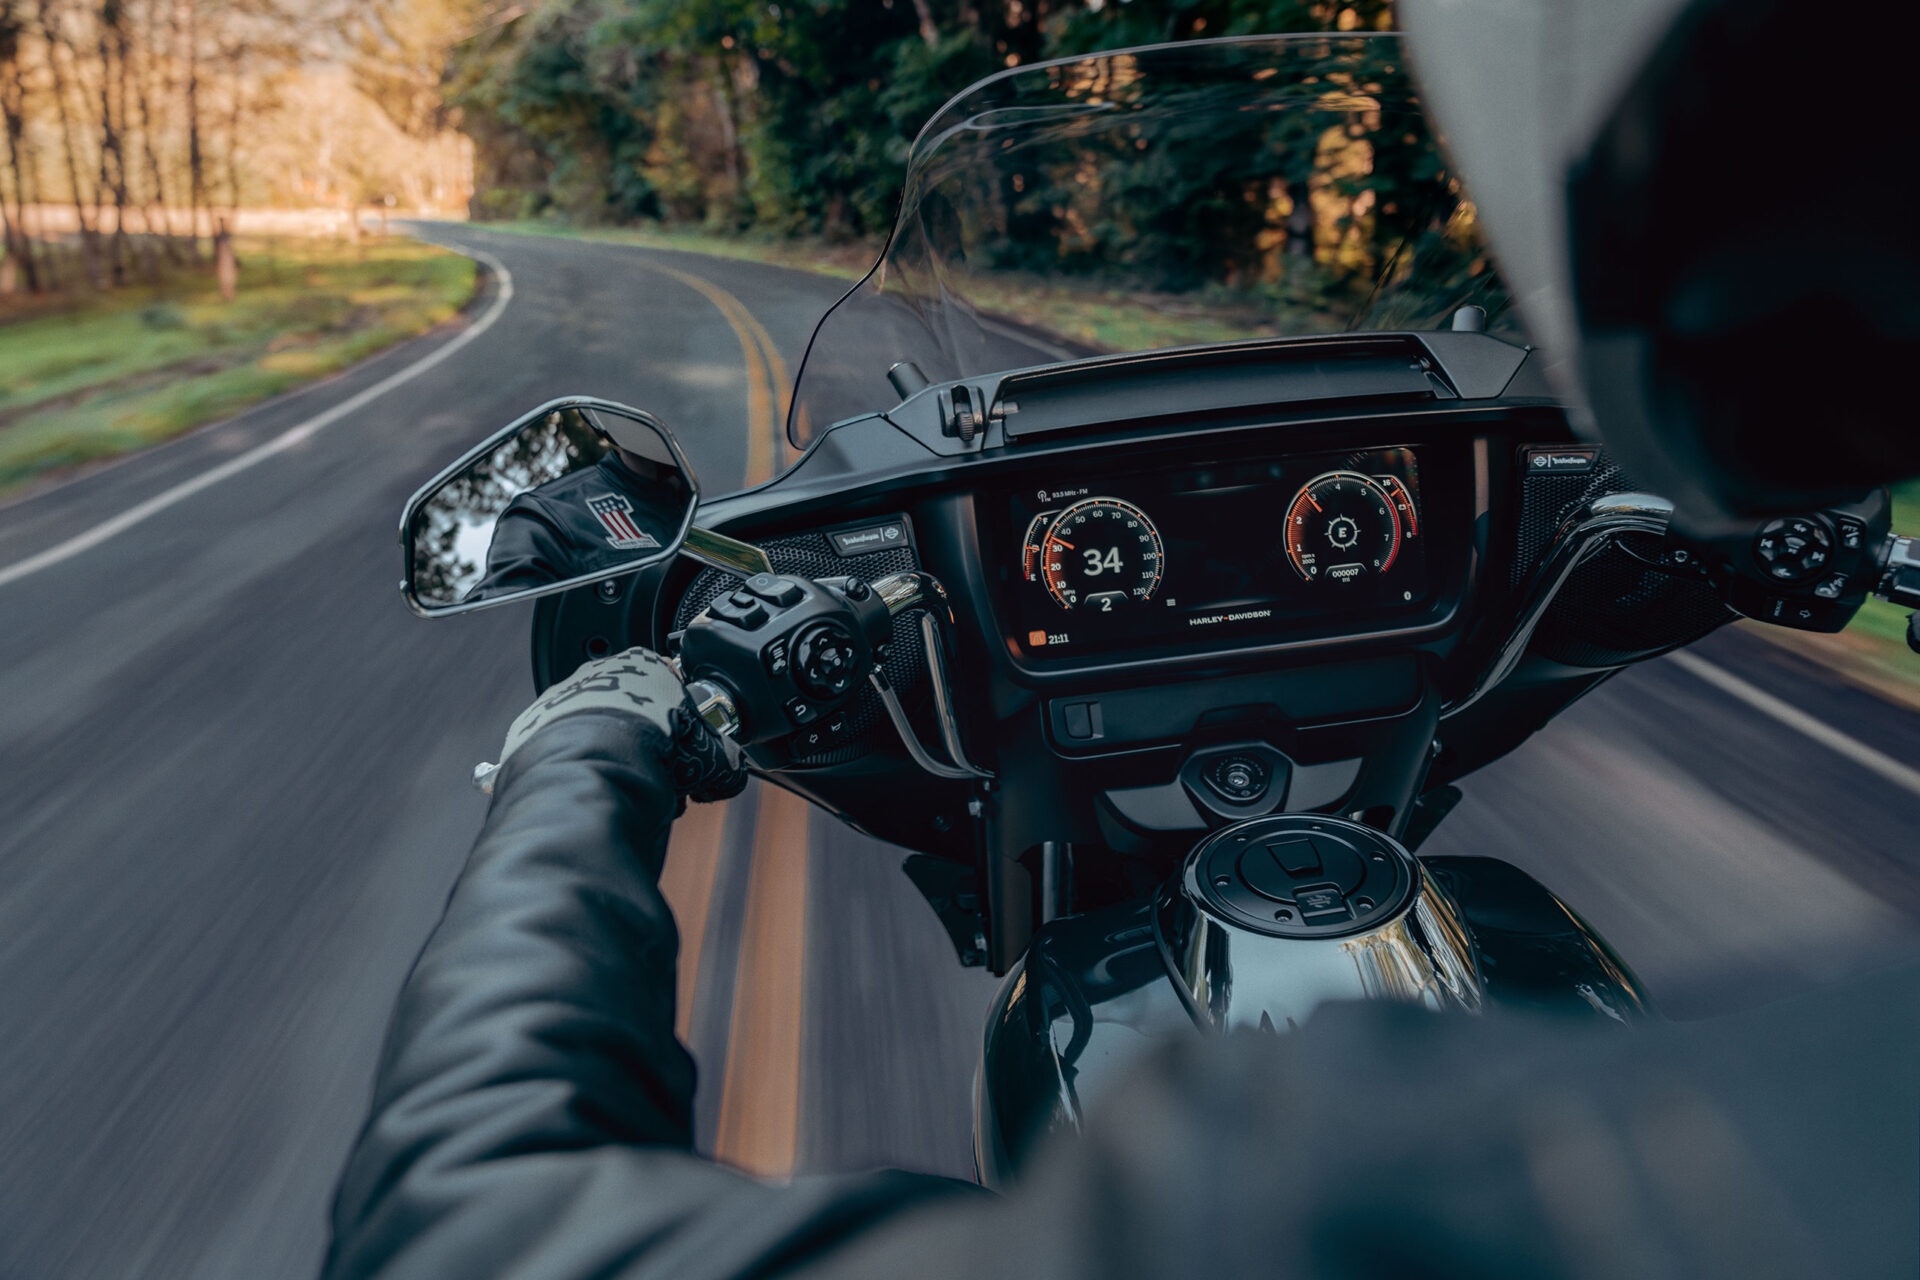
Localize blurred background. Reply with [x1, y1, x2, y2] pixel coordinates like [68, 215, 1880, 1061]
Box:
[2, 3, 1917, 1278]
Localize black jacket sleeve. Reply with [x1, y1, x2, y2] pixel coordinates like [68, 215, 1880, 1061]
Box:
[321, 712, 973, 1280]
[470, 496, 586, 597]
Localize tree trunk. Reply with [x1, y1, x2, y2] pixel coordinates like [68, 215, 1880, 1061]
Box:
[907, 0, 938, 48]
[214, 213, 233, 298]
[0, 49, 43, 292]
[710, 58, 743, 219]
[184, 0, 205, 258]
[0, 164, 17, 294]
[37, 0, 103, 288]
[132, 0, 178, 265]
[1286, 178, 1313, 259]
[97, 14, 131, 284]
[221, 51, 242, 211]
[3, 51, 52, 290]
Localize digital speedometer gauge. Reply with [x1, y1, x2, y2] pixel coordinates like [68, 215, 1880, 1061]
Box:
[1040, 497, 1165, 611]
[1284, 470, 1403, 584]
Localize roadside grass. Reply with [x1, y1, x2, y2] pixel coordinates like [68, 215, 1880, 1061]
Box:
[486, 218, 878, 281]
[0, 238, 476, 497]
[934, 273, 1338, 355]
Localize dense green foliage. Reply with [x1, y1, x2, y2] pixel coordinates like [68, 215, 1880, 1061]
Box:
[449, 0, 1393, 236]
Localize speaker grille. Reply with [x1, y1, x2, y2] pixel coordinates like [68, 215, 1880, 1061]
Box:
[1511, 452, 1627, 589]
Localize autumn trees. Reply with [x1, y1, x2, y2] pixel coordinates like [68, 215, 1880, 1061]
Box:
[3, 0, 257, 289]
[0, 0, 471, 297]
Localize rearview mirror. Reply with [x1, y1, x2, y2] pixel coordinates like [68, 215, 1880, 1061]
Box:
[402, 397, 698, 616]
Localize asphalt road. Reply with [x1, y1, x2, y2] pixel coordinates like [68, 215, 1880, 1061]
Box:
[2, 225, 1917, 1279]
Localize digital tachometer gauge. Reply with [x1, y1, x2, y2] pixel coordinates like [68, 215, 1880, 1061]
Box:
[1040, 497, 1165, 611]
[1284, 471, 1403, 584]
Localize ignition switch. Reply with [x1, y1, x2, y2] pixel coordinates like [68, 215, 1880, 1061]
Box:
[1204, 754, 1269, 803]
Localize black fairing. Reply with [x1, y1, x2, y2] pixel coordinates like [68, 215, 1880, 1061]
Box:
[1421, 857, 1649, 1017]
[517, 330, 1880, 982]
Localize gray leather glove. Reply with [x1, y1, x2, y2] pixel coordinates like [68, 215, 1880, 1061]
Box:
[474, 647, 746, 803]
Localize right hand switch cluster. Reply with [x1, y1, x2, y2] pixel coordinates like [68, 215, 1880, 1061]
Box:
[1717, 496, 1889, 632]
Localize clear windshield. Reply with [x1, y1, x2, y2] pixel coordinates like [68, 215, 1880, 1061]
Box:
[788, 34, 1515, 446]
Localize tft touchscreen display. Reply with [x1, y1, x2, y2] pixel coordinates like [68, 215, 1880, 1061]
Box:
[1005, 447, 1430, 655]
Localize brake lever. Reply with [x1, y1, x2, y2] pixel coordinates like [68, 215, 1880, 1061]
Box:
[1872, 534, 1920, 653]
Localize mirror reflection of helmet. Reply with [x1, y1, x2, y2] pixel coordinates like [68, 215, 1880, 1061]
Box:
[584, 406, 679, 469]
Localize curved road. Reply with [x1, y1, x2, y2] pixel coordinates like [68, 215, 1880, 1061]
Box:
[1, 224, 1916, 1279]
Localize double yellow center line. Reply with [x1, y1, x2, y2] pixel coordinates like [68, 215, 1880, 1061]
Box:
[643, 256, 811, 1178]
[639, 261, 799, 487]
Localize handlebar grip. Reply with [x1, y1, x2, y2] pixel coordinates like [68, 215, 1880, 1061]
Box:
[685, 679, 741, 740]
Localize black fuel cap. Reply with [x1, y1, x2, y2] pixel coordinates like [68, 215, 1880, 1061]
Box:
[1186, 815, 1418, 939]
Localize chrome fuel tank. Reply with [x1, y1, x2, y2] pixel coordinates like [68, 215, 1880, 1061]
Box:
[1159, 815, 1483, 1032]
[975, 816, 1648, 1186]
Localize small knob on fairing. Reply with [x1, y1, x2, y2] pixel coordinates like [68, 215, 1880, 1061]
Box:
[952, 398, 979, 443]
[887, 362, 930, 399]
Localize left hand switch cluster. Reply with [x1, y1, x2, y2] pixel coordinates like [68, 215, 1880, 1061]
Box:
[678, 571, 892, 748]
[706, 573, 806, 629]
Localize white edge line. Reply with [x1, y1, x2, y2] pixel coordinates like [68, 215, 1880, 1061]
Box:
[1667, 649, 1920, 800]
[0, 243, 515, 592]
[974, 313, 1081, 363]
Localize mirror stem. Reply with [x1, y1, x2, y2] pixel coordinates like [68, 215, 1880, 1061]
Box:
[681, 526, 774, 578]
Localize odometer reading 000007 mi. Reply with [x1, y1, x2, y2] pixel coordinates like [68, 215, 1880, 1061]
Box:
[1040, 497, 1165, 611]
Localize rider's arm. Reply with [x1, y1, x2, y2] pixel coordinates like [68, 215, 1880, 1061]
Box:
[322, 652, 976, 1280]
[470, 494, 573, 596]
